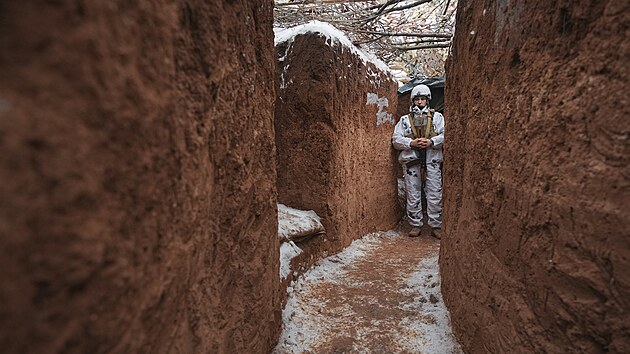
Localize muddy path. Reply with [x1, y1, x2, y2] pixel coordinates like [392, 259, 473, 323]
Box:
[274, 230, 462, 353]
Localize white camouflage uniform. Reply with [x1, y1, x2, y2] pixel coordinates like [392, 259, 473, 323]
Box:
[392, 106, 444, 228]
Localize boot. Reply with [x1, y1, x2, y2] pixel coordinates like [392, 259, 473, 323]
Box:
[409, 227, 421, 237]
[431, 228, 441, 239]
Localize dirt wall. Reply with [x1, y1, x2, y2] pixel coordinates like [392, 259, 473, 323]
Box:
[441, 1, 629, 353]
[275, 32, 401, 264]
[0, 1, 280, 353]
[395, 92, 412, 123]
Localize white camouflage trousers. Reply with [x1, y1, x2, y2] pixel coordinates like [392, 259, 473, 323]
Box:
[403, 161, 442, 228]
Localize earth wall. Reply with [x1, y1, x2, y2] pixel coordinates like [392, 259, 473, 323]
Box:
[441, 1, 629, 353]
[0, 1, 280, 353]
[275, 33, 401, 270]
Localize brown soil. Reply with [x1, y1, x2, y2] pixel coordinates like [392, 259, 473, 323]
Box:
[442, 1, 630, 353]
[0, 1, 280, 353]
[313, 234, 435, 353]
[395, 91, 411, 122]
[275, 32, 402, 288]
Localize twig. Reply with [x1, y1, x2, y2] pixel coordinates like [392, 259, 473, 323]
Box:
[442, 0, 451, 15]
[360, 0, 433, 22]
[351, 29, 451, 38]
[395, 43, 450, 50]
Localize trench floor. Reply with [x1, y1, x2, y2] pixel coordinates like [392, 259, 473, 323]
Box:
[274, 228, 463, 353]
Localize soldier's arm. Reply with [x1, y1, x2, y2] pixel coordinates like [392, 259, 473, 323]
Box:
[392, 116, 413, 151]
[429, 112, 445, 148]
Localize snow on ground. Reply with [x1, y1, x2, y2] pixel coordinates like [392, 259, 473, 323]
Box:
[280, 241, 303, 280]
[277, 203, 324, 241]
[397, 254, 462, 353]
[276, 232, 393, 350]
[277, 204, 325, 280]
[274, 230, 462, 353]
[292, 231, 396, 286]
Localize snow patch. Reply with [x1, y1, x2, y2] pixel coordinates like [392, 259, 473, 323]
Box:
[366, 92, 394, 126]
[275, 230, 462, 353]
[280, 241, 303, 280]
[277, 203, 323, 241]
[276, 233, 385, 351]
[300, 232, 384, 285]
[391, 69, 411, 87]
[274, 21, 391, 74]
[397, 254, 463, 353]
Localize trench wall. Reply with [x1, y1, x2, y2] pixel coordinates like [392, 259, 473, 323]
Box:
[0, 1, 280, 353]
[441, 1, 629, 353]
[395, 92, 412, 122]
[275, 32, 401, 266]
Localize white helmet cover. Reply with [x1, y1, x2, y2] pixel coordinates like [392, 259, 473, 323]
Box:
[410, 84, 432, 101]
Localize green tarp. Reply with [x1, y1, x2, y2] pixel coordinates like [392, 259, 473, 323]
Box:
[398, 76, 445, 114]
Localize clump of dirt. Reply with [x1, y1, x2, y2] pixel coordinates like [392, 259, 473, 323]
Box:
[275, 30, 402, 285]
[442, 1, 629, 353]
[0, 1, 280, 353]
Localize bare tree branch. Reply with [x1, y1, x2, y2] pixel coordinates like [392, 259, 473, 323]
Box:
[359, 0, 433, 22]
[351, 30, 451, 38]
[395, 43, 450, 50]
[442, 0, 451, 15]
[398, 38, 451, 45]
[275, 0, 379, 6]
[366, 0, 401, 17]
[274, 0, 458, 77]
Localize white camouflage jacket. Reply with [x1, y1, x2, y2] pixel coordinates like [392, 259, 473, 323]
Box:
[392, 106, 445, 165]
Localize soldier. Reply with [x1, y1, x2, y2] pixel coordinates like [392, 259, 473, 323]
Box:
[392, 84, 444, 238]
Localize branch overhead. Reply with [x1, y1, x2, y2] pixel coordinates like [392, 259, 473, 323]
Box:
[274, 0, 458, 78]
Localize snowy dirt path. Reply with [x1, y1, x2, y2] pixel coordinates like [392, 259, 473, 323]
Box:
[274, 230, 463, 353]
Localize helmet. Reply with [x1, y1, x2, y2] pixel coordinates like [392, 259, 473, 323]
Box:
[410, 84, 431, 101]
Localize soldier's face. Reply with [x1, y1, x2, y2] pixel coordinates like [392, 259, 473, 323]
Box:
[413, 95, 428, 108]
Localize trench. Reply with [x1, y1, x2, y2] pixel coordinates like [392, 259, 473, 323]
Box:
[1, 1, 626, 353]
[274, 229, 462, 353]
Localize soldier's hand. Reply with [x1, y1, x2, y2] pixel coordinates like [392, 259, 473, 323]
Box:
[410, 138, 424, 148]
[417, 138, 431, 148]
